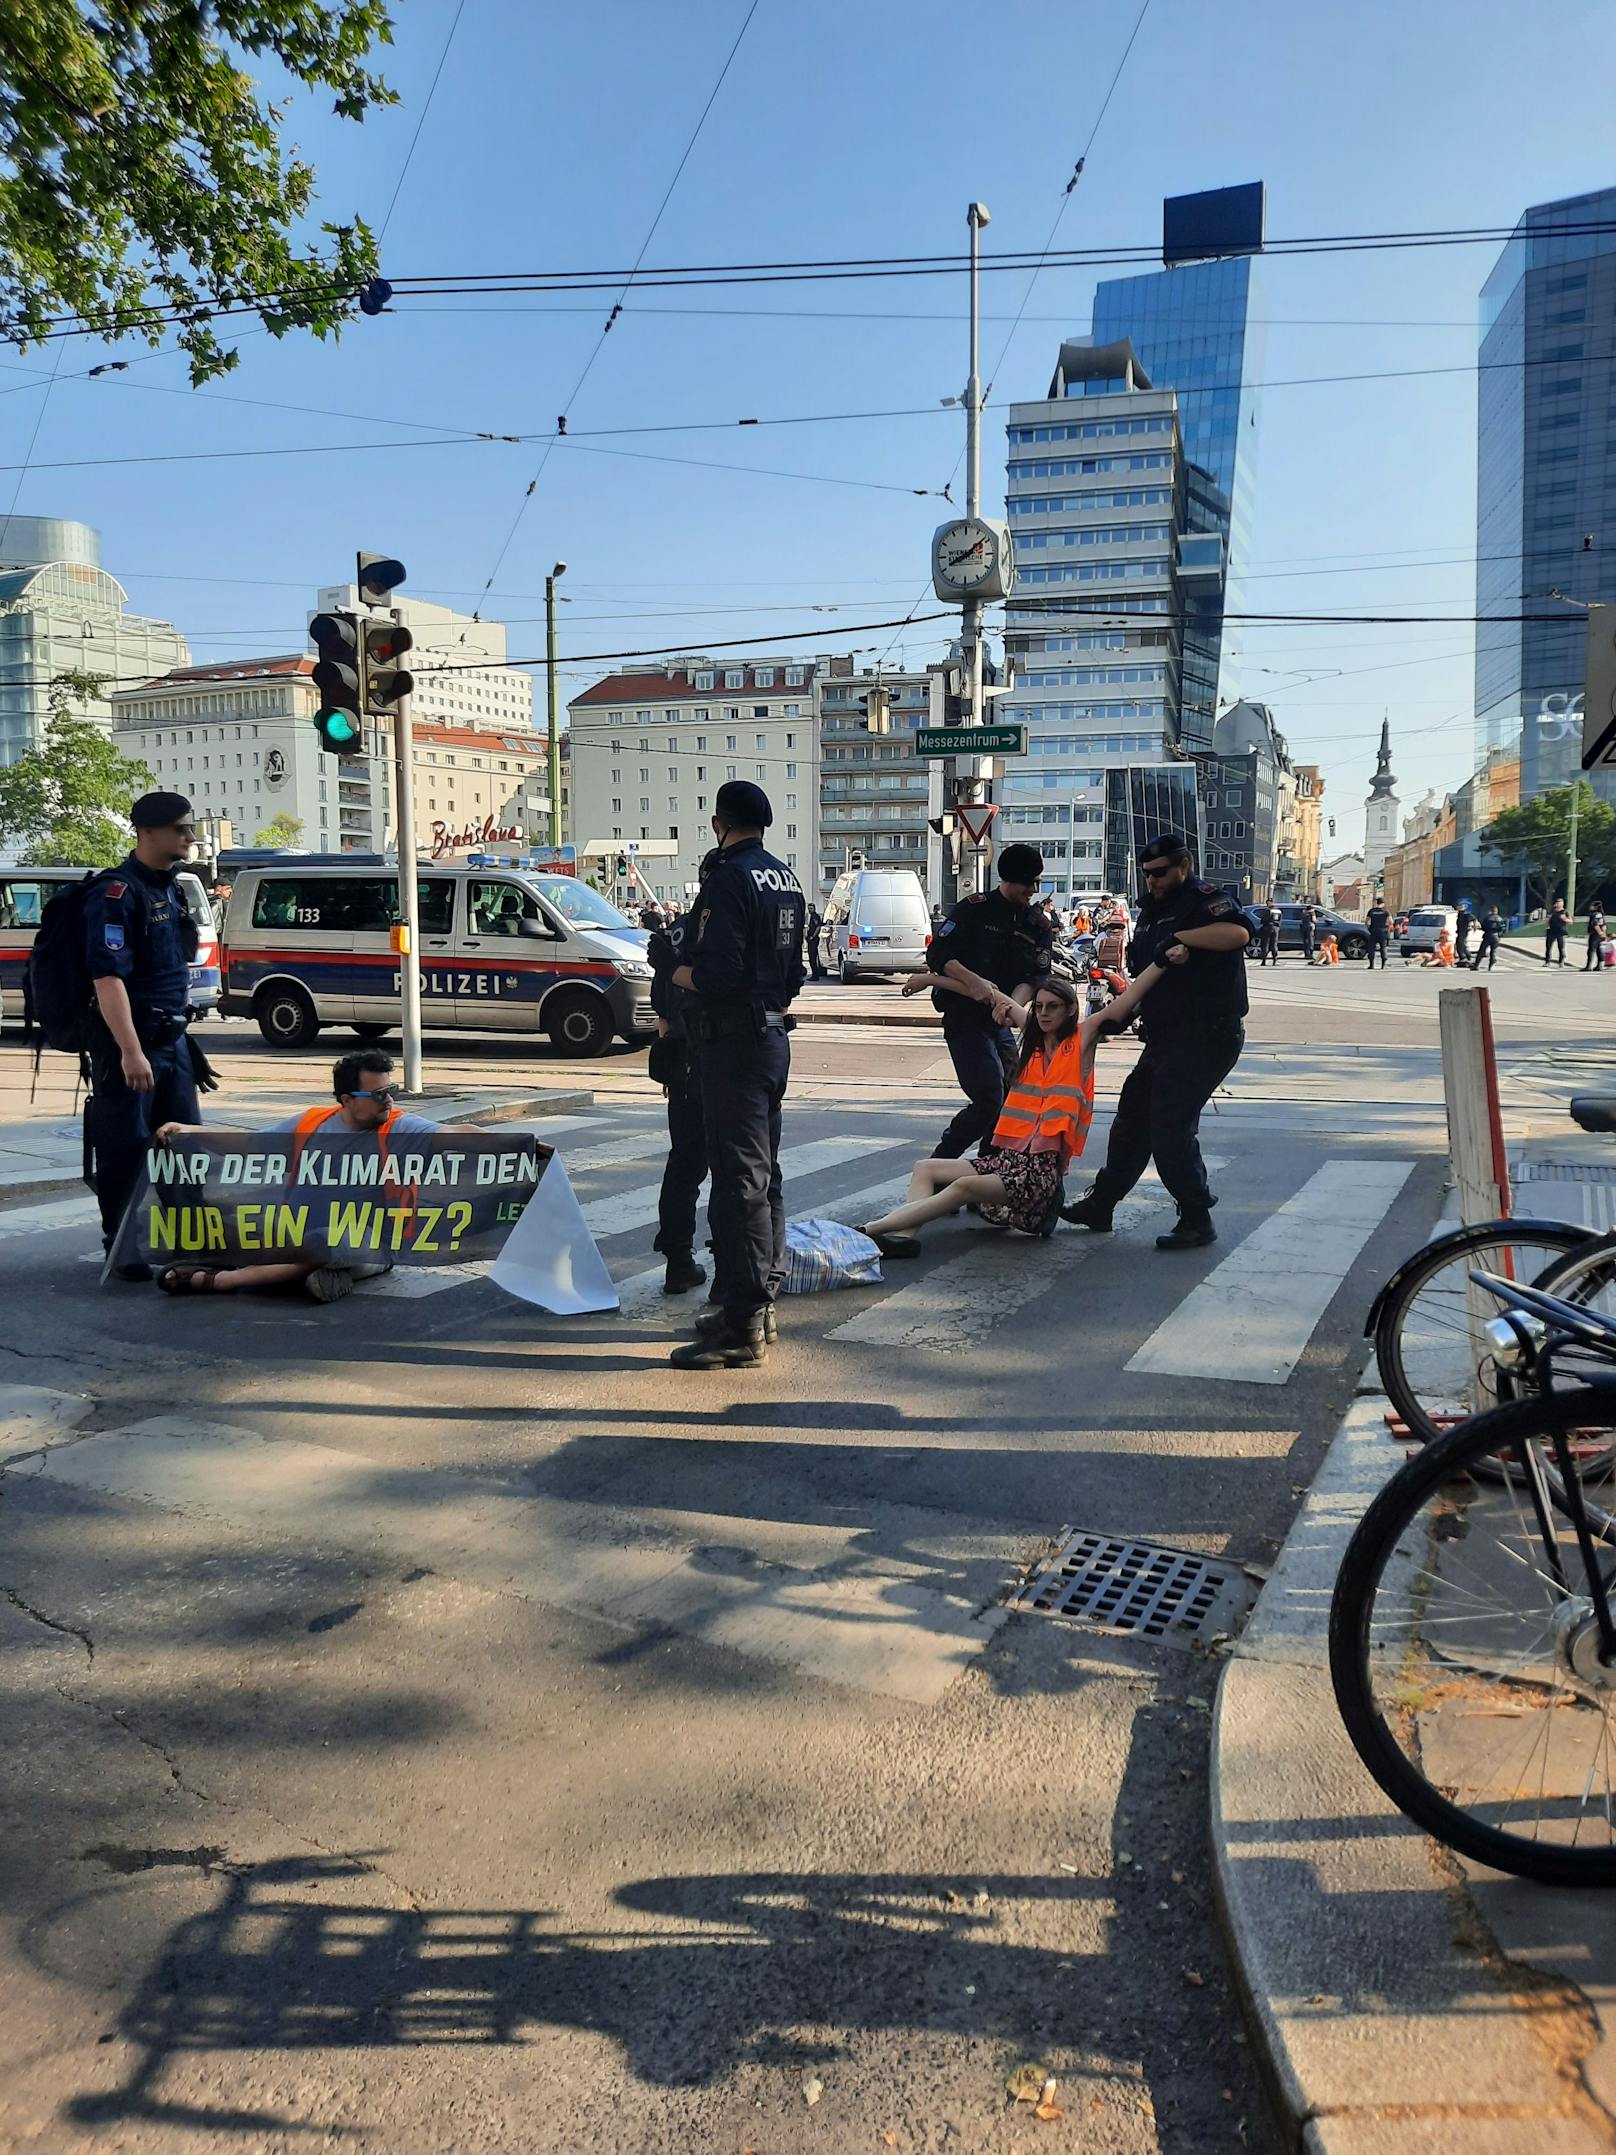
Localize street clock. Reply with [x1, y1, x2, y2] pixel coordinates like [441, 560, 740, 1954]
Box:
[931, 516, 1015, 602]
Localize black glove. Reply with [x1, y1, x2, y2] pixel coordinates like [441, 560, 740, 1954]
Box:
[1147, 931, 1184, 968]
[647, 1034, 683, 1087]
[187, 1034, 222, 1093]
[646, 927, 675, 973]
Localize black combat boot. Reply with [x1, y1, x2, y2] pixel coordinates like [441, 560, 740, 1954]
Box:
[693, 1301, 778, 1343]
[670, 1312, 769, 1369]
[661, 1250, 706, 1295]
[1156, 1209, 1217, 1251]
[1060, 1189, 1114, 1232]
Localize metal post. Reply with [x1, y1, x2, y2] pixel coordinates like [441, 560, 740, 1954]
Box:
[390, 605, 424, 1095]
[961, 201, 989, 896]
[545, 565, 565, 847]
[1567, 775, 1581, 921]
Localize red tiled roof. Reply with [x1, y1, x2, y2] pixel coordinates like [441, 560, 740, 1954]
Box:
[145, 654, 314, 684]
[569, 661, 813, 707]
[412, 721, 546, 756]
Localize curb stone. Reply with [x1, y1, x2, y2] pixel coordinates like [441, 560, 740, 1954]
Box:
[1211, 1389, 1616, 2151]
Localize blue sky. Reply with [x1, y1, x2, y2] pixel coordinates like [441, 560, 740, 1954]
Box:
[4, 0, 1614, 849]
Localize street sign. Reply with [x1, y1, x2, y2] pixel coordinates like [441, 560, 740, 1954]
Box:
[916, 724, 1028, 757]
[957, 803, 999, 848]
[1584, 606, 1616, 768]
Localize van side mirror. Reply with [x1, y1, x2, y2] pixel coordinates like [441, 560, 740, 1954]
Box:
[517, 916, 552, 940]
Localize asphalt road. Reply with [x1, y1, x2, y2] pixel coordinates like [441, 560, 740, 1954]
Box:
[0, 958, 1603, 2151]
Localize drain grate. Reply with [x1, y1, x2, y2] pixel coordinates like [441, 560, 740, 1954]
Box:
[1515, 1163, 1616, 1185]
[1006, 1528, 1252, 1642]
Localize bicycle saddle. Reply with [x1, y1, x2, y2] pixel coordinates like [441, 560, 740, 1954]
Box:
[1570, 1095, 1616, 1134]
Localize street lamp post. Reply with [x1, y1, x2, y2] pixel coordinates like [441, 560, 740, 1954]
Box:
[545, 562, 567, 847]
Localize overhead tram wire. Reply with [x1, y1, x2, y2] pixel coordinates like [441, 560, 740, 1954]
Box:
[23, 216, 1616, 345]
[477, 0, 763, 601]
[376, 0, 469, 242]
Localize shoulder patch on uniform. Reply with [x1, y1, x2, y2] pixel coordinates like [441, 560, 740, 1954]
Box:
[1206, 897, 1236, 918]
[103, 880, 126, 900]
[102, 924, 125, 950]
[936, 918, 956, 938]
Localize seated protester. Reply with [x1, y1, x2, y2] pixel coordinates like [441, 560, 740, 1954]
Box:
[1420, 927, 1457, 968]
[866, 961, 1170, 1255]
[152, 1050, 479, 1301]
[1314, 929, 1341, 966]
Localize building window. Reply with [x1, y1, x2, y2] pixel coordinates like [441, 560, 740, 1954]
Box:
[785, 668, 804, 687]
[724, 669, 743, 688]
[726, 734, 737, 751]
[694, 673, 713, 691]
[786, 761, 797, 778]
[695, 735, 706, 751]
[726, 764, 737, 780]
[754, 668, 774, 688]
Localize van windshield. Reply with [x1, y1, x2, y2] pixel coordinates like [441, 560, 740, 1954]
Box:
[175, 875, 214, 930]
[520, 875, 635, 932]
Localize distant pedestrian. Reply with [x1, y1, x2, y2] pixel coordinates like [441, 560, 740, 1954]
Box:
[1586, 903, 1608, 971]
[1256, 900, 1281, 965]
[805, 904, 826, 981]
[639, 899, 664, 930]
[1366, 899, 1391, 968]
[1545, 896, 1569, 966]
[1471, 905, 1503, 971]
[1299, 901, 1319, 963]
[1454, 903, 1474, 964]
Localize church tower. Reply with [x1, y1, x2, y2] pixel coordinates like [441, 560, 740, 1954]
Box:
[1363, 718, 1400, 891]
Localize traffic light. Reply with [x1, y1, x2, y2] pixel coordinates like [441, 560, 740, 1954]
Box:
[357, 551, 407, 607]
[615, 853, 628, 877]
[361, 619, 414, 714]
[861, 685, 893, 736]
[310, 611, 365, 757]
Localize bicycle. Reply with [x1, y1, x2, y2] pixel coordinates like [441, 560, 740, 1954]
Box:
[1367, 1094, 1616, 1446]
[1331, 1271, 1616, 1885]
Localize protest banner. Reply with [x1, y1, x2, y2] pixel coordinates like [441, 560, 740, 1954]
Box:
[103, 1130, 619, 1313]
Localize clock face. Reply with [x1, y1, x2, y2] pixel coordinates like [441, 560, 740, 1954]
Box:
[935, 519, 997, 589]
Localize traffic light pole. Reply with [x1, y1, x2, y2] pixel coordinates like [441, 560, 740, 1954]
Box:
[390, 606, 424, 1095]
[959, 204, 988, 899]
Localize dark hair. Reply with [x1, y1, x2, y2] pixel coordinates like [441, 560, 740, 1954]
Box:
[1013, 975, 1082, 1079]
[332, 1048, 395, 1099]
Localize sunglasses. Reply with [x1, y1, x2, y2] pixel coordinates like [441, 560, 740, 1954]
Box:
[170, 823, 196, 837]
[347, 1086, 395, 1101]
[1141, 862, 1179, 880]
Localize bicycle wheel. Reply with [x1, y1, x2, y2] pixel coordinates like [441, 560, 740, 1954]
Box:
[1330, 1386, 1616, 1886]
[1374, 1220, 1592, 1444]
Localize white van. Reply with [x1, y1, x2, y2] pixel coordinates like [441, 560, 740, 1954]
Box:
[220, 861, 655, 1055]
[0, 865, 219, 1025]
[819, 868, 932, 982]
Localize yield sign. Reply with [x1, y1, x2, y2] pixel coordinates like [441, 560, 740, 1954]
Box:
[957, 802, 999, 848]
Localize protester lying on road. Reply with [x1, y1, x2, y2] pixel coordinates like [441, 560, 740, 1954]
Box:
[150, 1049, 481, 1301]
[865, 961, 1170, 1255]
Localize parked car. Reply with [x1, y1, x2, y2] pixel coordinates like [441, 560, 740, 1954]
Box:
[1399, 905, 1459, 958]
[0, 865, 220, 1026]
[819, 868, 932, 982]
[220, 860, 656, 1054]
[1241, 902, 1371, 960]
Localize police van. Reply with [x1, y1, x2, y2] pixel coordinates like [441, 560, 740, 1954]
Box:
[0, 866, 220, 1026]
[818, 867, 932, 982]
[220, 860, 656, 1055]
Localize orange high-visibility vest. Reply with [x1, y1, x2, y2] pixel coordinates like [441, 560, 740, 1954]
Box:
[290, 1102, 404, 1177]
[991, 1032, 1095, 1168]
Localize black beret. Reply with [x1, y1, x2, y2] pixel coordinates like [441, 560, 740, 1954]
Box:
[714, 779, 772, 829]
[131, 790, 193, 828]
[1138, 829, 1190, 864]
[995, 842, 1045, 884]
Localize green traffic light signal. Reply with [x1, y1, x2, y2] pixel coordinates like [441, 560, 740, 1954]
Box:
[315, 708, 363, 752]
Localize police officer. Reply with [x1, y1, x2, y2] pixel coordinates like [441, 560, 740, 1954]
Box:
[1256, 899, 1282, 966]
[668, 781, 805, 1369]
[1365, 896, 1392, 969]
[1299, 898, 1319, 964]
[927, 842, 1053, 1159]
[646, 852, 717, 1297]
[85, 792, 205, 1279]
[1063, 830, 1250, 1250]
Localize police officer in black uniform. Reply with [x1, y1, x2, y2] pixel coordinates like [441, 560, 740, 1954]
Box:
[1063, 830, 1250, 1250]
[668, 781, 806, 1369]
[927, 842, 1053, 1159]
[84, 792, 204, 1279]
[1256, 899, 1282, 966]
[646, 850, 718, 1297]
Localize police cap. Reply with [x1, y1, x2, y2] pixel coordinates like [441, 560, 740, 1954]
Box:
[131, 790, 193, 829]
[995, 841, 1044, 885]
[1138, 828, 1191, 866]
[714, 779, 772, 830]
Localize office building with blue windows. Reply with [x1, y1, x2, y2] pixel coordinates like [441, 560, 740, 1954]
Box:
[1000, 189, 1265, 896]
[1475, 186, 1616, 804]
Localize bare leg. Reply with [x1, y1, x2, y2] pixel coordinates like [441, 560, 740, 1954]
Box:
[868, 1162, 1008, 1237]
[208, 1261, 322, 1293]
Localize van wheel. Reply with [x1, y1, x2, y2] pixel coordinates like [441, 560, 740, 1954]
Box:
[544, 989, 612, 1057]
[352, 1023, 393, 1042]
[838, 955, 855, 984]
[255, 984, 321, 1049]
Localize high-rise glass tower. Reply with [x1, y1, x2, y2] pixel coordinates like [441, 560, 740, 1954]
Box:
[1092, 252, 1265, 745]
[1475, 187, 1616, 802]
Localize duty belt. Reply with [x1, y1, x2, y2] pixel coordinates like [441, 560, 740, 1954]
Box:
[694, 1005, 791, 1041]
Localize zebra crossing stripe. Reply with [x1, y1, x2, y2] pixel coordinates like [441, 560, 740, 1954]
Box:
[579, 1134, 894, 1240]
[1125, 1158, 1414, 1385]
[826, 1159, 1228, 1352]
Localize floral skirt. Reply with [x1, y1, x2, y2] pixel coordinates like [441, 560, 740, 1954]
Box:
[972, 1147, 1063, 1235]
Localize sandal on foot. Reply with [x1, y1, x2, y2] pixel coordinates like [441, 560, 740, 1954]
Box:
[868, 1229, 922, 1259]
[158, 1266, 222, 1294]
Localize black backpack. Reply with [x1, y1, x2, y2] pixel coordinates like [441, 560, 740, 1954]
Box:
[24, 871, 98, 1053]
